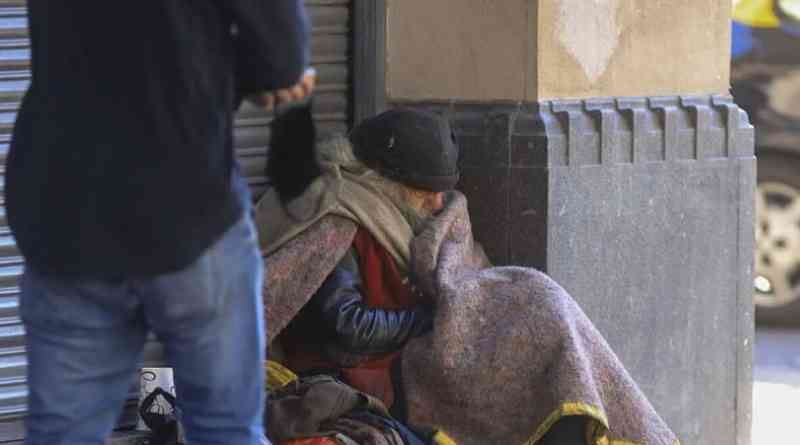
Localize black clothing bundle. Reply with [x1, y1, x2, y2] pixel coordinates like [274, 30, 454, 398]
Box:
[266, 374, 428, 445]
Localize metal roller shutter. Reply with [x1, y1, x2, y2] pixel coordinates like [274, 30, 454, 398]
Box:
[0, 0, 32, 440]
[236, 0, 352, 200]
[0, 0, 352, 440]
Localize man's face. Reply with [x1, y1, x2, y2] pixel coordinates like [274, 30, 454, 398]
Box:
[402, 187, 445, 217]
[376, 174, 446, 233]
[398, 187, 444, 234]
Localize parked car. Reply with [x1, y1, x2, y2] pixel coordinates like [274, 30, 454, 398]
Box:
[732, 0, 800, 324]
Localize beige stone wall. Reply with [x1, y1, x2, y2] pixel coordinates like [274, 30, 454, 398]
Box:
[536, 0, 731, 99]
[384, 0, 731, 101]
[385, 0, 534, 101]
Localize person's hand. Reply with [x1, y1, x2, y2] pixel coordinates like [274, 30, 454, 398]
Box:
[248, 67, 316, 111]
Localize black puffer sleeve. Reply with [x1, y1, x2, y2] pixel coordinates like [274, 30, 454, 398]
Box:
[309, 249, 433, 356]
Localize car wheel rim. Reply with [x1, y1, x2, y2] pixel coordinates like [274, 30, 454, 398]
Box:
[755, 181, 800, 308]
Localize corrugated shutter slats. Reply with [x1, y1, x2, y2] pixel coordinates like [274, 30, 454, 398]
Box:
[0, 3, 25, 438]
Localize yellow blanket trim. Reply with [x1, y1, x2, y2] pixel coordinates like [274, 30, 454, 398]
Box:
[520, 401, 658, 445]
[265, 360, 298, 391]
[587, 420, 648, 445]
[262, 365, 679, 445]
[432, 431, 458, 445]
[521, 402, 609, 445]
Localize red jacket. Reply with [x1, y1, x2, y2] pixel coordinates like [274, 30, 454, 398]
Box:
[281, 226, 429, 407]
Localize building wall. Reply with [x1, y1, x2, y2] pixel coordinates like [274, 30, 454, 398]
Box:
[536, 0, 731, 99]
[371, 1, 753, 444]
[385, 0, 532, 101]
[385, 0, 731, 101]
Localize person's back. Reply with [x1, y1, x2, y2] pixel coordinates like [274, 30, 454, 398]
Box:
[8, 0, 307, 277]
[7, 2, 312, 444]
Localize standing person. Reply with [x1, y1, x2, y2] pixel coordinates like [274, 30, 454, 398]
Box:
[5, 1, 314, 444]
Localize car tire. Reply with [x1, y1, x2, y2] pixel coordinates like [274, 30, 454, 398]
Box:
[755, 151, 800, 325]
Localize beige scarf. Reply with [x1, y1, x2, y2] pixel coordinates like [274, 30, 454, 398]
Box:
[254, 137, 416, 274]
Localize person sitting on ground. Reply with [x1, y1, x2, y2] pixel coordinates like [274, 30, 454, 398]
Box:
[257, 108, 680, 445]
[262, 108, 451, 413]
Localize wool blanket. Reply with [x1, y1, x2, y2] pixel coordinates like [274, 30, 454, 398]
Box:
[264, 192, 679, 445]
[256, 136, 417, 276]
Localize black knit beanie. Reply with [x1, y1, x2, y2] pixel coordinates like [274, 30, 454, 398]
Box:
[349, 108, 460, 192]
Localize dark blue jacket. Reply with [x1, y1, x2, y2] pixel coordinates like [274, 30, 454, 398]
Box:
[6, 0, 310, 277]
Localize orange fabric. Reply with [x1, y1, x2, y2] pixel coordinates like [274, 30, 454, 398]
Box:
[281, 226, 421, 408]
[351, 226, 422, 310]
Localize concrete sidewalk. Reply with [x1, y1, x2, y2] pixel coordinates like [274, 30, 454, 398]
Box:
[753, 327, 800, 445]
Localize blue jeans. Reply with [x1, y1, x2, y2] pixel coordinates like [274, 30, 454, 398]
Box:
[20, 213, 266, 445]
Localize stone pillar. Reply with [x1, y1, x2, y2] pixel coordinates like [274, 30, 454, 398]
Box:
[355, 1, 755, 444]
